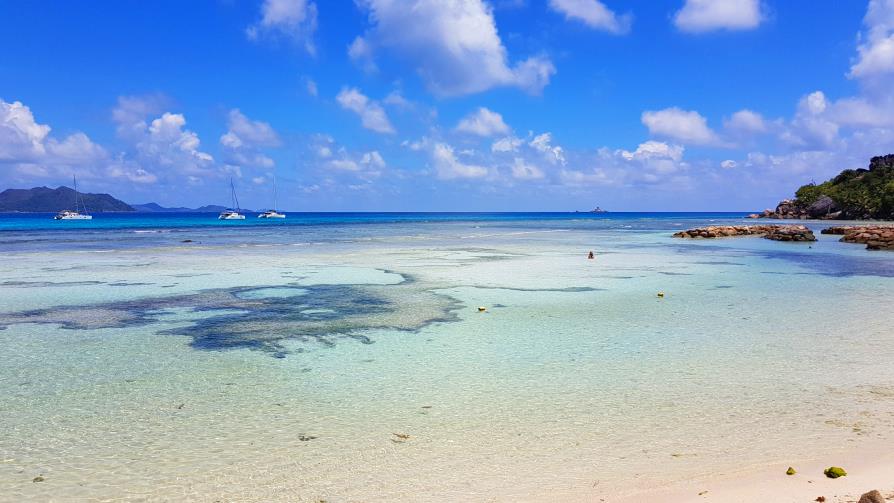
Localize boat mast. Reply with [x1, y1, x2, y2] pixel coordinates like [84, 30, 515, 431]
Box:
[273, 174, 278, 212]
[230, 178, 241, 211]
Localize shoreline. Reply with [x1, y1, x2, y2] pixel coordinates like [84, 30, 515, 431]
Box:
[612, 444, 894, 503]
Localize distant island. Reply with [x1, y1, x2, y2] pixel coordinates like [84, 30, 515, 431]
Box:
[0, 186, 242, 213]
[754, 154, 894, 220]
[130, 202, 234, 213]
[0, 186, 134, 212]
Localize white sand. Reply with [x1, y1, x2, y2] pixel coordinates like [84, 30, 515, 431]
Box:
[612, 446, 894, 503]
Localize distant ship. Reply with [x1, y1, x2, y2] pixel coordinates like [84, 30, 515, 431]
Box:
[590, 207, 608, 213]
[257, 174, 285, 219]
[218, 178, 246, 220]
[54, 175, 93, 220]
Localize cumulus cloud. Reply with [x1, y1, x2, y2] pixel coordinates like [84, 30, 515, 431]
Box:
[455, 107, 510, 137]
[348, 36, 377, 73]
[247, 0, 318, 54]
[336, 87, 396, 134]
[220, 109, 280, 149]
[529, 132, 566, 164]
[724, 109, 768, 134]
[619, 140, 684, 161]
[850, 0, 894, 81]
[112, 97, 214, 180]
[356, 0, 556, 96]
[491, 136, 524, 153]
[642, 107, 721, 146]
[510, 157, 545, 179]
[0, 98, 108, 180]
[432, 142, 488, 179]
[548, 0, 632, 34]
[780, 91, 840, 149]
[673, 0, 764, 33]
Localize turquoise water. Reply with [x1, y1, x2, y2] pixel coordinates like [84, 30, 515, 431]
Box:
[1, 213, 893, 501]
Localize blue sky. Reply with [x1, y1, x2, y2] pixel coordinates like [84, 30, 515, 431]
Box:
[1, 0, 891, 211]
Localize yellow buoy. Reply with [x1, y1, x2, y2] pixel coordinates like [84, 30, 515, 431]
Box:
[478, 306, 487, 312]
[657, 292, 665, 298]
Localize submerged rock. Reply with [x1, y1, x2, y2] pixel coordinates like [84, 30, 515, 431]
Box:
[823, 466, 847, 478]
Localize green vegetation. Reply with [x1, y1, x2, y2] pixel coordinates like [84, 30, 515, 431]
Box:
[823, 466, 847, 479]
[794, 155, 894, 219]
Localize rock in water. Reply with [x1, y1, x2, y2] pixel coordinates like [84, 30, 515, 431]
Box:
[806, 195, 840, 218]
[823, 466, 847, 478]
[858, 490, 885, 503]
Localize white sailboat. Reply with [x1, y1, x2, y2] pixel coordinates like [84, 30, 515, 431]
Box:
[258, 175, 285, 219]
[218, 178, 246, 220]
[54, 175, 93, 220]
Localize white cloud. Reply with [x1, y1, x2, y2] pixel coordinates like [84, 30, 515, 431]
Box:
[357, 0, 556, 96]
[0, 98, 107, 178]
[548, 0, 631, 34]
[724, 109, 767, 134]
[361, 150, 386, 169]
[720, 159, 737, 169]
[383, 91, 412, 109]
[850, 0, 894, 80]
[619, 141, 684, 162]
[336, 87, 396, 134]
[432, 142, 488, 179]
[327, 159, 360, 171]
[510, 157, 545, 179]
[529, 132, 566, 164]
[112, 99, 214, 180]
[247, 0, 318, 54]
[780, 91, 840, 149]
[491, 136, 524, 153]
[305, 77, 318, 97]
[348, 36, 377, 73]
[455, 107, 510, 137]
[642, 107, 721, 146]
[220, 109, 280, 149]
[673, 0, 764, 33]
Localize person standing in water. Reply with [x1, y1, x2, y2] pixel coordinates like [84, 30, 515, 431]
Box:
[587, 251, 595, 259]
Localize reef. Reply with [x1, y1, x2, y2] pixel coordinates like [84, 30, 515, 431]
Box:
[0, 274, 462, 358]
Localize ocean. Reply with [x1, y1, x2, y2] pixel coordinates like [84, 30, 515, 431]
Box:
[1, 212, 893, 501]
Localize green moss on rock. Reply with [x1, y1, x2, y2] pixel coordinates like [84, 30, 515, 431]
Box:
[823, 466, 847, 478]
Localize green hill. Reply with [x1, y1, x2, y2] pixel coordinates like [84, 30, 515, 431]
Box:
[0, 186, 134, 212]
[792, 155, 894, 220]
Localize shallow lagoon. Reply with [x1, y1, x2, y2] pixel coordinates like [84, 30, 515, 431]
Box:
[1, 214, 893, 501]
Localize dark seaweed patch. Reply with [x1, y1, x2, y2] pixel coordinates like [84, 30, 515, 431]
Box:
[0, 279, 462, 357]
[1, 280, 104, 288]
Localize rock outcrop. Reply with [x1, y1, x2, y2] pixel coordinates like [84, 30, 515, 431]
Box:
[821, 225, 894, 250]
[806, 195, 841, 218]
[673, 225, 816, 242]
[857, 490, 885, 503]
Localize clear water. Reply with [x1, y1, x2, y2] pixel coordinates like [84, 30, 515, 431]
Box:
[1, 213, 893, 502]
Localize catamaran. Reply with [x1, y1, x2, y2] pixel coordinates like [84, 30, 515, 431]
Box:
[258, 175, 285, 219]
[54, 175, 93, 220]
[218, 178, 246, 220]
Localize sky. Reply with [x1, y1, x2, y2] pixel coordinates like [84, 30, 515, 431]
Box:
[0, 0, 892, 211]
